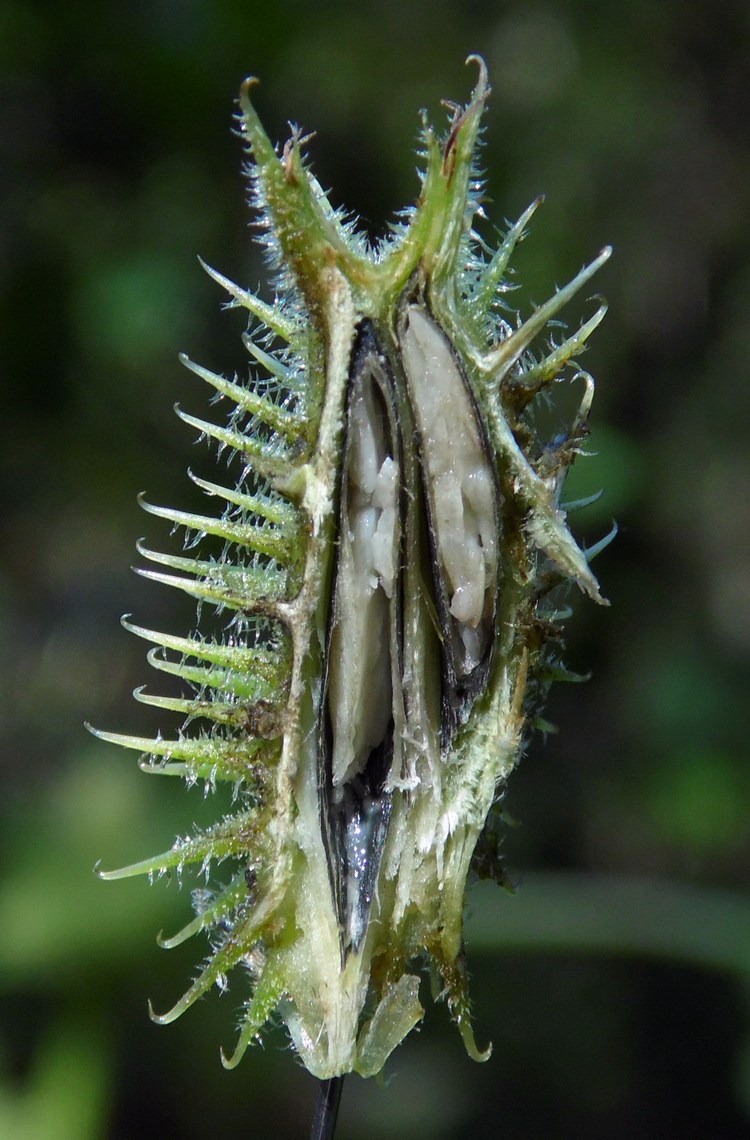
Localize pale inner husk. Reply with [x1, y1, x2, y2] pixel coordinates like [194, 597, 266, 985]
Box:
[327, 362, 398, 791]
[400, 305, 497, 675]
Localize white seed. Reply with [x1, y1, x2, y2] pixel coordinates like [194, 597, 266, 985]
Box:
[327, 362, 399, 789]
[400, 305, 498, 666]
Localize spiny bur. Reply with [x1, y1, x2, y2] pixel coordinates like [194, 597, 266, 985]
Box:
[92, 56, 611, 1079]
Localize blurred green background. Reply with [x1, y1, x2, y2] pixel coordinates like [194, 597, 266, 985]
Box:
[2, 1, 749, 1137]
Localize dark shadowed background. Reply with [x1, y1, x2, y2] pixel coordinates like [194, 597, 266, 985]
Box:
[2, 2, 750, 1137]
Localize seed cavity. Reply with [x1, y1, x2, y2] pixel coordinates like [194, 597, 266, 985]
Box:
[322, 322, 401, 951]
[320, 307, 502, 949]
[399, 303, 500, 736]
[327, 332, 400, 791]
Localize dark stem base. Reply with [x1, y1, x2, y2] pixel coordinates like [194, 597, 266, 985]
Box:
[310, 1075, 345, 1140]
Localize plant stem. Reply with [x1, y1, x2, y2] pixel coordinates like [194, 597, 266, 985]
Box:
[310, 1075, 345, 1140]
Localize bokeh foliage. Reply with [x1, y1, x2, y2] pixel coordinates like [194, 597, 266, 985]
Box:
[1, 1, 749, 1136]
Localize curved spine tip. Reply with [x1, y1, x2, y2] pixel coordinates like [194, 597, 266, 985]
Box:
[584, 520, 619, 564]
[561, 489, 605, 512]
[465, 53, 489, 99]
[157, 931, 185, 951]
[148, 998, 172, 1026]
[239, 75, 260, 106]
[155, 923, 200, 950]
[95, 864, 122, 882]
[148, 991, 201, 1026]
[220, 1041, 247, 1070]
[458, 1019, 493, 1064]
[136, 492, 159, 515]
